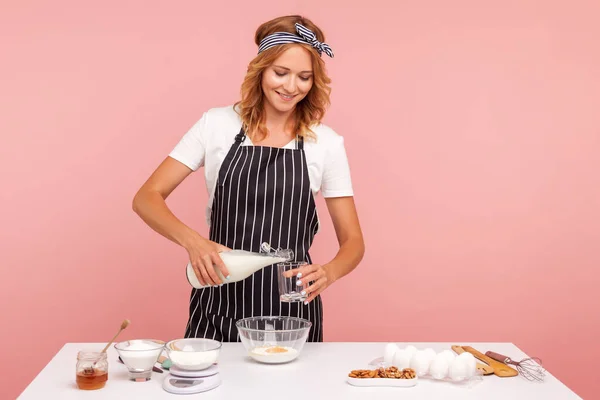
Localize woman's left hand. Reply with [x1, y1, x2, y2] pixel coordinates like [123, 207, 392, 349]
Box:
[283, 263, 334, 303]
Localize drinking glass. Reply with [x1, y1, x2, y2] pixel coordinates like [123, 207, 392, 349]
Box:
[277, 262, 308, 302]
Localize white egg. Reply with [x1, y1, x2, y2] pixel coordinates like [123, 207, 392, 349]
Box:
[409, 350, 431, 376]
[423, 348, 437, 363]
[429, 354, 449, 379]
[449, 357, 468, 381]
[440, 349, 456, 367]
[404, 345, 418, 359]
[383, 343, 398, 366]
[457, 352, 477, 377]
[392, 349, 411, 369]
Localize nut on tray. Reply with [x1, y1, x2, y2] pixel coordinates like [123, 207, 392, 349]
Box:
[349, 366, 416, 379]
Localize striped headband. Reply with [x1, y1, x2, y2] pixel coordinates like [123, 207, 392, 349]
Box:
[257, 23, 334, 58]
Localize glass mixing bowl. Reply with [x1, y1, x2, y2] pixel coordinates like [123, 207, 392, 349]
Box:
[164, 338, 221, 371]
[236, 316, 312, 364]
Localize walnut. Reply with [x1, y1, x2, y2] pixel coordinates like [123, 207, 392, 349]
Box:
[348, 366, 417, 380]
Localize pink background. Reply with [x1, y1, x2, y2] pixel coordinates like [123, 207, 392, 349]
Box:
[1, 1, 599, 398]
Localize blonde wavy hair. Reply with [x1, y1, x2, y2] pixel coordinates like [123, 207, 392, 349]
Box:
[234, 15, 332, 142]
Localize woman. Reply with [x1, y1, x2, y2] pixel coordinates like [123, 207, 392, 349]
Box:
[133, 15, 364, 342]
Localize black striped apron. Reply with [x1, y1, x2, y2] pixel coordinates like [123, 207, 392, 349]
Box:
[184, 127, 323, 342]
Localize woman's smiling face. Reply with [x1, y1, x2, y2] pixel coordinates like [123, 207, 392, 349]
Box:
[261, 45, 314, 114]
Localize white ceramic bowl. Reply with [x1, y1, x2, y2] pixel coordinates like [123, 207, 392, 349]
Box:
[164, 338, 221, 371]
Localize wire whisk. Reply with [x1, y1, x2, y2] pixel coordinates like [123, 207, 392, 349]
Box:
[486, 351, 546, 381]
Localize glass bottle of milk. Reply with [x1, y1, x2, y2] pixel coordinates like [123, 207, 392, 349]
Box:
[186, 243, 293, 289]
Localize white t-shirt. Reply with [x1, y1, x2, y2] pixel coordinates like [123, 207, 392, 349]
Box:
[169, 105, 354, 226]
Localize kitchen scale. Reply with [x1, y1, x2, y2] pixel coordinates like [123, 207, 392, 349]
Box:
[162, 364, 221, 395]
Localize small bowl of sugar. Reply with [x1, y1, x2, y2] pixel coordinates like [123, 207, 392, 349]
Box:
[114, 339, 165, 381]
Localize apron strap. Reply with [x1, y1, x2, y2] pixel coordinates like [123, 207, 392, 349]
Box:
[234, 128, 246, 143]
[218, 127, 245, 186]
[297, 135, 304, 150]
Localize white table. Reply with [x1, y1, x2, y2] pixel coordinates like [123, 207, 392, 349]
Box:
[19, 342, 582, 399]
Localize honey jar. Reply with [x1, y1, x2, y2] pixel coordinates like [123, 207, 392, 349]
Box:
[76, 351, 108, 390]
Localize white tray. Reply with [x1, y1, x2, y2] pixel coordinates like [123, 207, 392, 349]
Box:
[346, 376, 418, 387]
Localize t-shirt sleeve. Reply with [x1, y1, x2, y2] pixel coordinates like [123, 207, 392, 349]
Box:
[168, 112, 209, 171]
[320, 134, 354, 198]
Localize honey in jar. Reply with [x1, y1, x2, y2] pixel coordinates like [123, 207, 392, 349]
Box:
[76, 351, 108, 390]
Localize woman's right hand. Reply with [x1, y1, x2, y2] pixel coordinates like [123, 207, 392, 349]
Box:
[184, 234, 231, 286]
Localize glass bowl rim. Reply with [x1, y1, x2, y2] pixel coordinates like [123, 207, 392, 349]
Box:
[114, 339, 165, 351]
[235, 316, 312, 333]
[164, 338, 223, 352]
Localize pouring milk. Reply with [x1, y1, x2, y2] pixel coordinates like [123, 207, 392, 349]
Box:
[186, 243, 293, 289]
